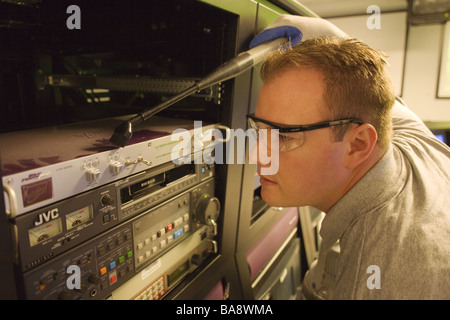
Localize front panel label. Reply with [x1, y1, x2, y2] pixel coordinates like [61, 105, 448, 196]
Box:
[22, 178, 53, 207]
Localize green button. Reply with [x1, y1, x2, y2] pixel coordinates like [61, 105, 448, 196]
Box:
[127, 251, 133, 259]
[118, 256, 125, 264]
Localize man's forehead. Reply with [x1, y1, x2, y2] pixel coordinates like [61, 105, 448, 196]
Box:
[256, 68, 329, 125]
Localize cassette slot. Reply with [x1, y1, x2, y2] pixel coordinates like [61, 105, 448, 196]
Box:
[120, 172, 165, 205]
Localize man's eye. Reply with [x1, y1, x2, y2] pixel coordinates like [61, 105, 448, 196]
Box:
[279, 134, 294, 141]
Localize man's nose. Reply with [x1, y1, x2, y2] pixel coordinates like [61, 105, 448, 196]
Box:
[248, 140, 273, 167]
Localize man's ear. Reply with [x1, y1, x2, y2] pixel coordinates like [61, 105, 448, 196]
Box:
[344, 124, 378, 169]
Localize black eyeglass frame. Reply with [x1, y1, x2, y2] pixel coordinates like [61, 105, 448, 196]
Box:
[246, 114, 363, 133]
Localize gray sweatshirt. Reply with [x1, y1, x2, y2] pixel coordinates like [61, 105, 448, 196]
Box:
[302, 100, 450, 299]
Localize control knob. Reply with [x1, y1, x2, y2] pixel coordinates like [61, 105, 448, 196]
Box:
[100, 194, 115, 206]
[194, 194, 220, 235]
[88, 273, 101, 285]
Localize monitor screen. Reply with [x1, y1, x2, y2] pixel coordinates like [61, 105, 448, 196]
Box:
[432, 129, 450, 146]
[435, 133, 445, 143]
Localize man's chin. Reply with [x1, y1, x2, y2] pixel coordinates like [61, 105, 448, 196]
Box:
[260, 188, 284, 208]
[260, 189, 306, 209]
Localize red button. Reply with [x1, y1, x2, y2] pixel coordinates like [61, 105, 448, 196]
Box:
[166, 223, 173, 232]
[110, 274, 117, 284]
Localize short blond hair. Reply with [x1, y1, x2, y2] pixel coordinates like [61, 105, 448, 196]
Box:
[260, 37, 395, 149]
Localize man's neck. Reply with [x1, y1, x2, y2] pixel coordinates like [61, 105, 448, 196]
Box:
[322, 144, 388, 213]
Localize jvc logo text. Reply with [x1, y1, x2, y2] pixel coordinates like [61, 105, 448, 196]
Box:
[34, 208, 59, 226]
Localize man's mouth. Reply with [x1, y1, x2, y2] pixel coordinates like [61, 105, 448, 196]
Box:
[259, 175, 278, 186]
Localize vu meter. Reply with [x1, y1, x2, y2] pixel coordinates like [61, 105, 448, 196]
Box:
[28, 219, 63, 247]
[65, 205, 94, 230]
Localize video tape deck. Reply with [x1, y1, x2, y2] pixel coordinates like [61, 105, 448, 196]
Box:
[13, 159, 214, 272]
[22, 178, 218, 300]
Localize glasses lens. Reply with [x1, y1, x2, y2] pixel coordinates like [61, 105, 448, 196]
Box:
[278, 131, 304, 151]
[247, 116, 304, 152]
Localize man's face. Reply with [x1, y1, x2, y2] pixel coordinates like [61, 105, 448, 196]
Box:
[251, 68, 349, 212]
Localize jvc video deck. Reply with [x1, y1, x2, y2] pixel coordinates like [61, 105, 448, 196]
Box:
[21, 178, 219, 300]
[13, 160, 214, 272]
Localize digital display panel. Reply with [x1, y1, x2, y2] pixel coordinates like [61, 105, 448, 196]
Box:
[168, 260, 189, 287]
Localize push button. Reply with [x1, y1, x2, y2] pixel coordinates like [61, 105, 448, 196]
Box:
[174, 218, 183, 227]
[108, 242, 115, 250]
[174, 228, 183, 239]
[157, 228, 165, 237]
[98, 247, 106, 256]
[109, 272, 117, 284]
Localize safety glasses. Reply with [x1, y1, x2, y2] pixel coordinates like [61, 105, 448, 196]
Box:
[246, 113, 363, 152]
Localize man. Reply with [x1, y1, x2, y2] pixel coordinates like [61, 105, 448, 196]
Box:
[248, 16, 450, 299]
